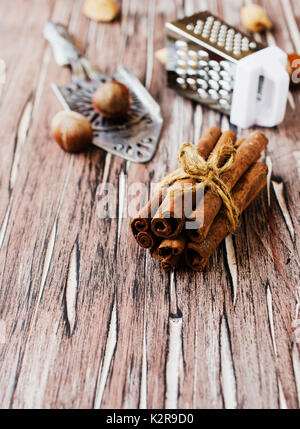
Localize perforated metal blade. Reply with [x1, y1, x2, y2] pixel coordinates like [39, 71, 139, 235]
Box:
[44, 22, 163, 163]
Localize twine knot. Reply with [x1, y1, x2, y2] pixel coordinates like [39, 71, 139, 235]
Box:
[158, 141, 240, 232]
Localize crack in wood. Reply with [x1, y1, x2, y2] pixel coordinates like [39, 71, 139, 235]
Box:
[65, 240, 79, 335]
[225, 235, 238, 306]
[266, 155, 273, 207]
[10, 100, 33, 190]
[193, 104, 203, 145]
[266, 285, 278, 356]
[165, 316, 183, 409]
[145, 0, 155, 90]
[272, 180, 295, 241]
[165, 271, 183, 409]
[98, 153, 112, 197]
[94, 300, 118, 409]
[33, 156, 74, 324]
[0, 201, 12, 251]
[220, 316, 237, 409]
[139, 320, 147, 409]
[169, 271, 178, 316]
[32, 48, 51, 117]
[117, 171, 127, 241]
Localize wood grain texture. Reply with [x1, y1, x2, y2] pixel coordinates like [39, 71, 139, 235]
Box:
[0, 0, 299, 409]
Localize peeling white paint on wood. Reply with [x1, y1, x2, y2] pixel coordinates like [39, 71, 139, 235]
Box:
[272, 181, 294, 240]
[169, 271, 177, 316]
[193, 105, 203, 145]
[267, 285, 278, 356]
[118, 171, 127, 240]
[221, 115, 230, 132]
[145, 0, 155, 90]
[225, 235, 238, 305]
[0, 201, 12, 250]
[33, 48, 51, 116]
[139, 320, 147, 409]
[220, 317, 237, 409]
[10, 101, 33, 188]
[98, 153, 112, 196]
[165, 317, 182, 409]
[65, 242, 79, 335]
[94, 300, 117, 409]
[266, 155, 273, 207]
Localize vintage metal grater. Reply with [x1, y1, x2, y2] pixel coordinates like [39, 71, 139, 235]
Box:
[44, 22, 163, 163]
[166, 11, 289, 128]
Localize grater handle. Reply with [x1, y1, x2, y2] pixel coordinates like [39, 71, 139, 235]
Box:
[44, 22, 101, 82]
[43, 22, 81, 67]
[255, 58, 289, 128]
[230, 47, 289, 129]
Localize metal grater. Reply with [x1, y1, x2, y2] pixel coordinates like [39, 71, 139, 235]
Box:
[166, 11, 265, 116]
[44, 22, 163, 163]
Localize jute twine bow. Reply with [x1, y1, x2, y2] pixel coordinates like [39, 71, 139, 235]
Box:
[158, 141, 240, 232]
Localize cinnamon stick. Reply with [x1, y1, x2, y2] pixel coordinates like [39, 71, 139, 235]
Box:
[187, 132, 268, 243]
[196, 126, 222, 156]
[151, 127, 222, 239]
[235, 137, 246, 149]
[150, 246, 161, 259]
[161, 254, 181, 272]
[130, 186, 167, 237]
[185, 162, 268, 271]
[158, 235, 186, 258]
[136, 231, 156, 249]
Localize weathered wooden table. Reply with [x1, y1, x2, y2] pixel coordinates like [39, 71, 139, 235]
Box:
[0, 0, 299, 409]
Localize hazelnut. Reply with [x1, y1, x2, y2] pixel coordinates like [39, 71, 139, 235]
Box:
[287, 53, 300, 88]
[82, 0, 120, 23]
[51, 111, 93, 153]
[155, 48, 167, 66]
[92, 80, 131, 118]
[240, 4, 272, 33]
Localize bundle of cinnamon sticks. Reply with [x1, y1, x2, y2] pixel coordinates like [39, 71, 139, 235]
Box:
[130, 126, 268, 272]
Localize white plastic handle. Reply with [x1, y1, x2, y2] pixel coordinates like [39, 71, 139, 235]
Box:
[230, 47, 289, 129]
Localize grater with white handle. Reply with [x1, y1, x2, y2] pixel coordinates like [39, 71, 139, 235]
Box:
[166, 11, 289, 129]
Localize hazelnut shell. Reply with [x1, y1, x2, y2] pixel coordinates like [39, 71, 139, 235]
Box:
[155, 48, 167, 66]
[82, 0, 120, 23]
[92, 80, 131, 118]
[51, 111, 93, 153]
[240, 4, 272, 33]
